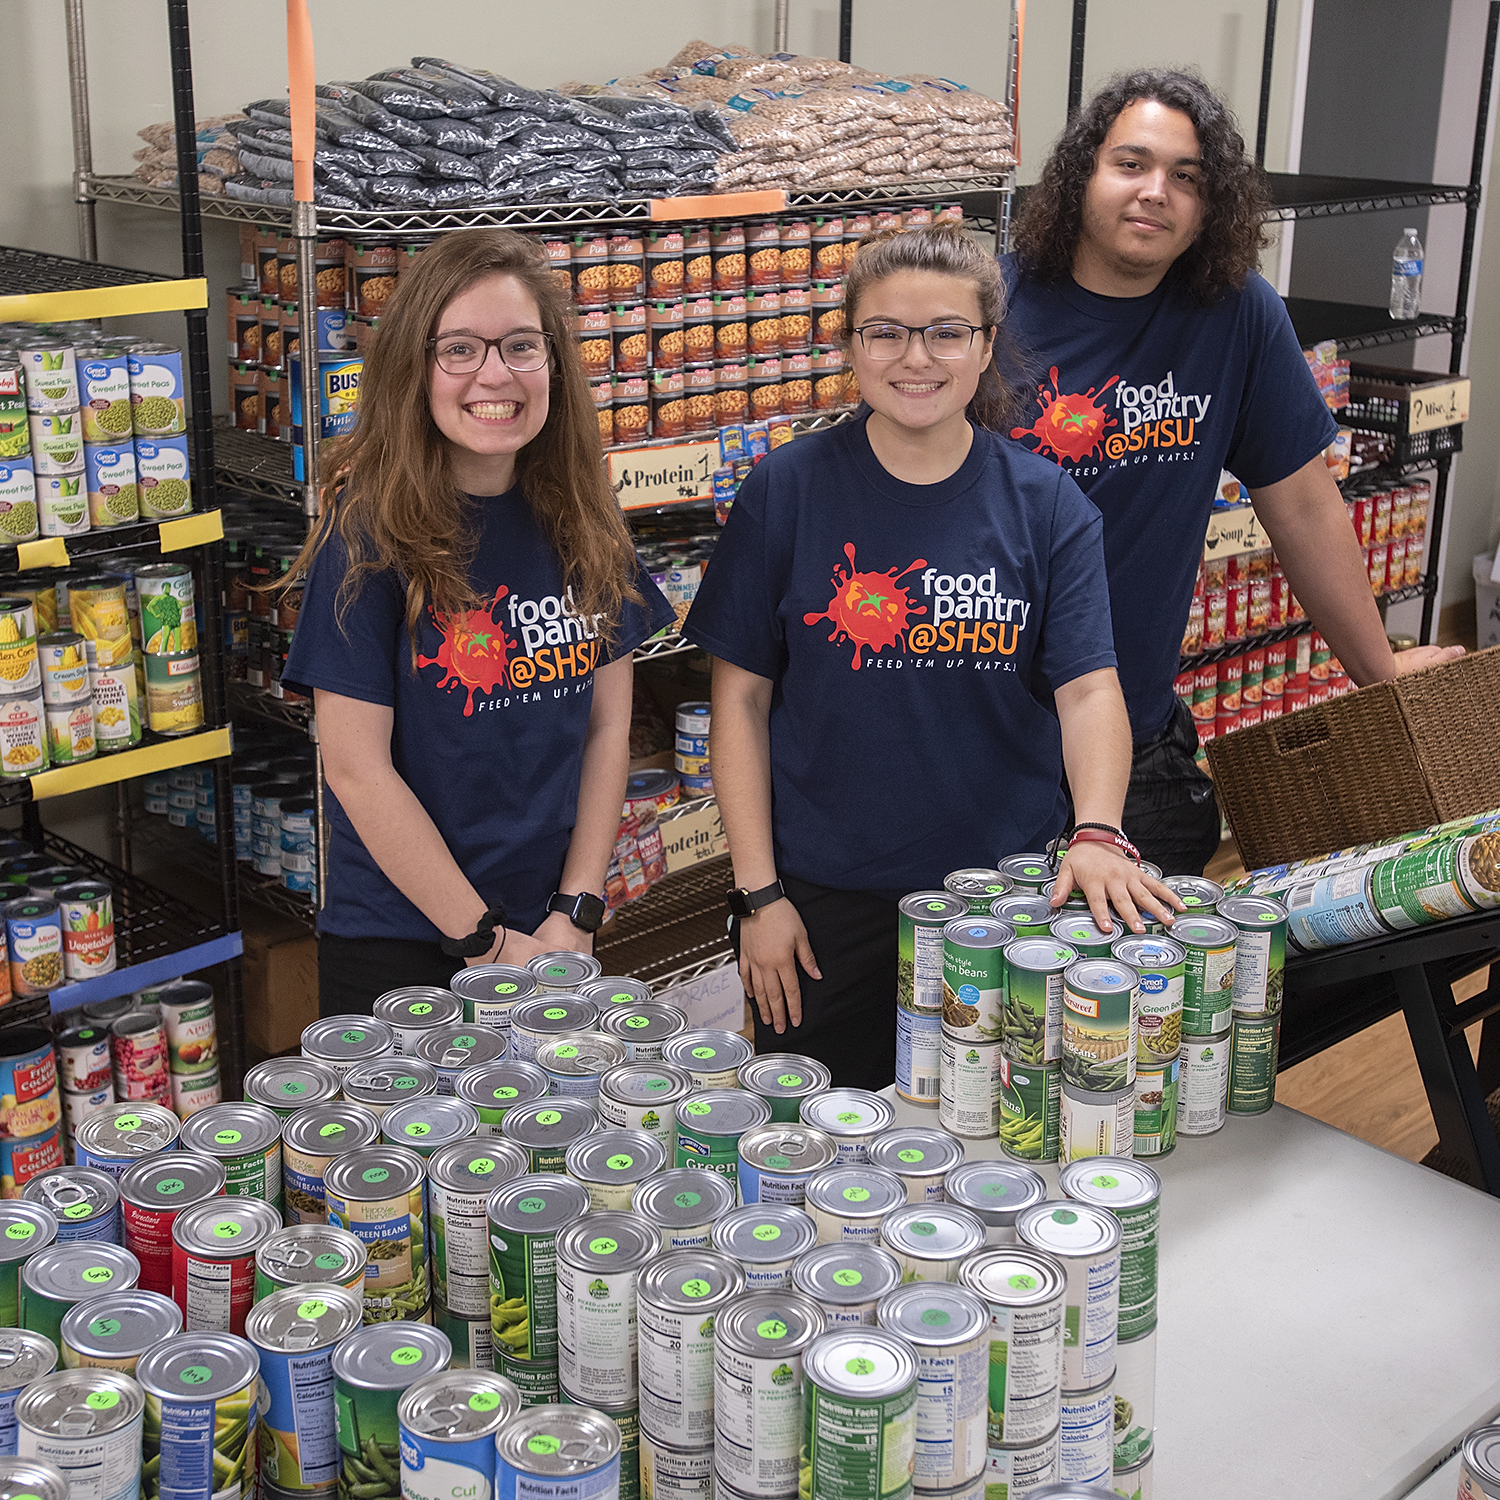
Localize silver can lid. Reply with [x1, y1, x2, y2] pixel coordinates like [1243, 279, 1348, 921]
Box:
[398, 1369, 521, 1439]
[714, 1290, 826, 1359]
[456, 1061, 550, 1114]
[526, 952, 604, 990]
[555, 1212, 660, 1273]
[990, 895, 1058, 928]
[73, 1102, 180, 1161]
[301, 1015, 396, 1065]
[944, 868, 1012, 902]
[1170, 914, 1239, 949]
[0, 1328, 57, 1388]
[632, 1169, 736, 1229]
[577, 976, 653, 1009]
[135, 1332, 259, 1404]
[738, 1124, 838, 1177]
[1217, 894, 1288, 928]
[244, 1283, 363, 1353]
[876, 1282, 989, 1347]
[373, 987, 464, 1032]
[22, 1168, 119, 1233]
[242, 1057, 342, 1112]
[1015, 1202, 1122, 1261]
[803, 1326, 917, 1400]
[342, 1058, 439, 1108]
[1004, 937, 1079, 975]
[1163, 876, 1223, 912]
[178, 1102, 283, 1160]
[0, 1456, 70, 1500]
[510, 996, 600, 1039]
[637, 1248, 744, 1312]
[500, 1099, 598, 1154]
[803, 1164, 907, 1220]
[880, 1205, 988, 1263]
[677, 1090, 771, 1138]
[1111, 936, 1187, 971]
[281, 1103, 382, 1158]
[323, 1146, 425, 1203]
[898, 891, 968, 923]
[59, 1290, 181, 1360]
[449, 965, 538, 1010]
[1061, 959, 1137, 998]
[712, 1205, 817, 1265]
[331, 1322, 452, 1392]
[21, 1242, 139, 1304]
[1058, 1159, 1162, 1213]
[598, 1063, 693, 1107]
[941, 917, 1013, 951]
[0, 1202, 57, 1264]
[381, 1098, 480, 1152]
[565, 1129, 667, 1187]
[596, 1003, 688, 1047]
[495, 1404, 621, 1475]
[866, 1128, 964, 1181]
[427, 1138, 530, 1196]
[1462, 1426, 1500, 1488]
[486, 1173, 589, 1236]
[943, 1162, 1047, 1228]
[660, 1030, 754, 1075]
[255, 1224, 367, 1287]
[15, 1368, 144, 1438]
[736, 1054, 832, 1104]
[958, 1247, 1067, 1309]
[118, 1150, 226, 1213]
[1050, 915, 1127, 949]
[995, 855, 1054, 886]
[791, 1243, 902, 1308]
[414, 1024, 508, 1074]
[171, 1197, 282, 1261]
[798, 1090, 894, 1140]
[536, 1031, 628, 1080]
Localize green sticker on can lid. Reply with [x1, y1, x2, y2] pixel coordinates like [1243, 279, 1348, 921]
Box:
[179, 1366, 212, 1385]
[535, 1111, 562, 1126]
[404, 1122, 430, 1137]
[645, 1080, 669, 1092]
[63, 1204, 90, 1220]
[214, 1130, 242, 1145]
[280, 1081, 305, 1096]
[625, 1017, 650, 1029]
[319, 1123, 346, 1138]
[297, 1299, 327, 1320]
[606, 1155, 634, 1171]
[528, 1435, 561, 1456]
[776, 1074, 803, 1087]
[691, 1047, 716, 1059]
[590, 1238, 618, 1255]
[543, 1008, 567, 1020]
[681, 1279, 711, 1298]
[493, 1087, 519, 1100]
[1258, 911, 1277, 921]
[756, 1319, 787, 1340]
[1090, 1175, 1119, 1191]
[832, 1268, 862, 1287]
[213, 1220, 242, 1239]
[842, 1188, 870, 1202]
[89, 1317, 121, 1338]
[155, 1179, 184, 1197]
[1050, 1209, 1078, 1225]
[341, 1031, 366, 1044]
[765, 1155, 791, 1169]
[314, 1254, 342, 1269]
[545, 966, 567, 977]
[454, 1036, 477, 1050]
[392, 1077, 419, 1091]
[896, 1149, 924, 1164]
[751, 1224, 780, 1241]
[362, 1168, 390, 1184]
[684, 1102, 710, 1116]
[469, 1391, 501, 1412]
[836, 1111, 862, 1124]
[910, 1222, 937, 1236]
[112, 1114, 141, 1131]
[1184, 896, 1202, 906]
[1023, 866, 1043, 876]
[980, 1184, 1008, 1198]
[390, 1347, 422, 1366]
[554, 1046, 579, 1059]
[496, 983, 518, 995]
[4, 1223, 34, 1241]
[610, 993, 633, 1004]
[468, 1158, 496, 1176]
[409, 1003, 433, 1016]
[1008, 1273, 1038, 1291]
[85, 1390, 120, 1409]
[519, 1198, 545, 1214]
[920, 1308, 951, 1326]
[673, 1192, 701, 1208]
[845, 1357, 875, 1377]
[924, 902, 947, 911]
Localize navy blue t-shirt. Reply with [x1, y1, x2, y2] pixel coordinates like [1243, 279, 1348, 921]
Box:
[684, 414, 1117, 893]
[1000, 257, 1337, 743]
[283, 489, 674, 941]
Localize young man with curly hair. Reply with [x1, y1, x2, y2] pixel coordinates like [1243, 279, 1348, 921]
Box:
[1004, 70, 1461, 874]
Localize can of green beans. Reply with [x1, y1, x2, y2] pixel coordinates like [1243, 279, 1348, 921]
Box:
[898, 893, 968, 1014]
[324, 1146, 429, 1323]
[1058, 1158, 1159, 1341]
[1001, 939, 1075, 1065]
[242, 1057, 343, 1119]
[413, 1024, 508, 1096]
[737, 1055, 832, 1124]
[674, 1090, 771, 1184]
[989, 894, 1058, 939]
[454, 1060, 549, 1138]
[940, 919, 1010, 1043]
[1176, 915, 1238, 1036]
[254, 1224, 368, 1305]
[1058, 1083, 1134, 1164]
[1112, 936, 1185, 1069]
[1061, 960, 1138, 1093]
[380, 1098, 480, 1159]
[995, 855, 1053, 891]
[342, 1060, 439, 1121]
[449, 963, 538, 1032]
[1227, 1010, 1281, 1115]
[1220, 896, 1288, 1017]
[802, 1327, 918, 1500]
[1163, 875, 1222, 915]
[1132, 1056, 1179, 1159]
[997, 1058, 1060, 1164]
[427, 1138, 528, 1322]
[500, 1099, 599, 1175]
[943, 868, 1013, 914]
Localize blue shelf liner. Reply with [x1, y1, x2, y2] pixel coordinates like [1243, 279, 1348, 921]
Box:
[47, 932, 244, 1012]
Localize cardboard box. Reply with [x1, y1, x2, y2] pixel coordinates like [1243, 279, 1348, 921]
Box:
[241, 905, 318, 1060]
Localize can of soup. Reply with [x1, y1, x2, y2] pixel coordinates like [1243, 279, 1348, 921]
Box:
[631, 1171, 736, 1254]
[253, 1224, 367, 1305]
[169, 1195, 281, 1336]
[427, 1137, 528, 1321]
[323, 1146, 429, 1324]
[455, 1061, 549, 1138]
[58, 1288, 180, 1373]
[564, 1129, 668, 1213]
[118, 1151, 224, 1297]
[1014, 1203, 1120, 1392]
[15, 1368, 143, 1500]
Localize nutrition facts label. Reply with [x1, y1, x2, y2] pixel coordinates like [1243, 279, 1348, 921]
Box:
[283, 1350, 339, 1483]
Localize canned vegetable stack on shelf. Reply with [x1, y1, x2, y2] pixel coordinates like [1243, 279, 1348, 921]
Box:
[2, 846, 118, 1011]
[0, 1028, 64, 1194]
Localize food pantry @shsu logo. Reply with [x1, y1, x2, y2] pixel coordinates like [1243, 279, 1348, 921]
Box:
[1012, 365, 1211, 466]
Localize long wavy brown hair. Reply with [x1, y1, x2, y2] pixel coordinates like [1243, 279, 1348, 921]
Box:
[293, 228, 640, 661]
[842, 221, 1025, 431]
[1014, 69, 1272, 302]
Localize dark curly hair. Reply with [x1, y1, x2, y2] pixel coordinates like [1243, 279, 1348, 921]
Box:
[1014, 69, 1272, 302]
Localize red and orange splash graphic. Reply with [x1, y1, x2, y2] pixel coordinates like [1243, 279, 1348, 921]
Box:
[1011, 367, 1120, 464]
[804, 542, 927, 670]
[418, 585, 514, 716]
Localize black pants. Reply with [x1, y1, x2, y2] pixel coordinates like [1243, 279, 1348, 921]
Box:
[732, 873, 899, 1092]
[1124, 697, 1223, 877]
[318, 934, 463, 1017]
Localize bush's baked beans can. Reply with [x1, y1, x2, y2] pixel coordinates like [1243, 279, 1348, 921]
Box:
[118, 1150, 223, 1297]
[242, 1056, 342, 1119]
[55, 1027, 112, 1095]
[1058, 1373, 1114, 1486]
[865, 1128, 963, 1205]
[675, 1092, 770, 1185]
[301, 1016, 396, 1083]
[58, 1288, 180, 1372]
[455, 1060, 548, 1138]
[15, 1367, 143, 1500]
[179, 1102, 284, 1215]
[555, 1212, 657, 1407]
[1175, 1033, 1231, 1137]
[342, 1059, 439, 1121]
[660, 1033, 753, 1093]
[509, 998, 600, 1066]
[1227, 1011, 1280, 1116]
[246, 1283, 363, 1494]
[942, 1162, 1047, 1246]
[428, 1138, 527, 1323]
[501, 1100, 598, 1176]
[802, 1165, 906, 1247]
[19, 1242, 140, 1350]
[1175, 916, 1239, 1035]
[450, 964, 538, 1033]
[0, 1203, 56, 1322]
[253, 1224, 367, 1305]
[169, 1195, 281, 1336]
[797, 1091, 894, 1166]
[737, 1056, 831, 1125]
[1015, 1203, 1120, 1392]
[21, 1168, 117, 1246]
[73, 1104, 179, 1180]
[876, 1282, 988, 1488]
[790, 1242, 901, 1330]
[379, 1097, 479, 1159]
[282, 1104, 382, 1225]
[324, 1146, 429, 1325]
[711, 1290, 822, 1497]
[565, 1129, 667, 1214]
[631, 1171, 735, 1253]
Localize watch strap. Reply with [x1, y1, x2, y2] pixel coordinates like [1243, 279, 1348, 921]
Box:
[728, 879, 786, 917]
[547, 890, 607, 934]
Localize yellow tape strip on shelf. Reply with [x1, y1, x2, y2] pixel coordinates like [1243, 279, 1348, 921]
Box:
[27, 726, 232, 800]
[159, 510, 224, 552]
[15, 538, 70, 571]
[0, 277, 208, 324]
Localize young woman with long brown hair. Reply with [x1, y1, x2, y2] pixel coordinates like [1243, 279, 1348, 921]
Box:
[284, 228, 673, 1014]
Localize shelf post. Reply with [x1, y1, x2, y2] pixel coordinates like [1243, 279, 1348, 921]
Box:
[839, 0, 852, 64]
[1068, 0, 1087, 120]
[1255, 0, 1278, 169]
[774, 0, 790, 55]
[64, 0, 98, 263]
[294, 199, 321, 528]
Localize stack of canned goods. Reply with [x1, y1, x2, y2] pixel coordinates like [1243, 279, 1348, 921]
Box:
[674, 702, 712, 799]
[0, 1029, 64, 1193]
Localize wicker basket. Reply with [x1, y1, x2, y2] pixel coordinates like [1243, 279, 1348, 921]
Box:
[1206, 644, 1500, 870]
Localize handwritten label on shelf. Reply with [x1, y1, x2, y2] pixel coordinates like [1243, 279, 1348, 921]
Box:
[1203, 505, 1268, 557]
[608, 441, 719, 509]
[1406, 377, 1470, 434]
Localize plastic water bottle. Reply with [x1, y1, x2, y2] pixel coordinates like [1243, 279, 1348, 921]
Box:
[1390, 228, 1424, 320]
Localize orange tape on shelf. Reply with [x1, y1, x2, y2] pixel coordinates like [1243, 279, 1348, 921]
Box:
[286, 0, 316, 203]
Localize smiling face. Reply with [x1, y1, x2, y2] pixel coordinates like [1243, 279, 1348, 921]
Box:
[1075, 99, 1206, 294]
[848, 269, 994, 441]
[428, 272, 551, 495]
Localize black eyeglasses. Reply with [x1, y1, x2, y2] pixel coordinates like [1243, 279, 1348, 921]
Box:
[852, 322, 991, 361]
[427, 331, 553, 375]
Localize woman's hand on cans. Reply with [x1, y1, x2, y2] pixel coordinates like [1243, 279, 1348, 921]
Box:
[1051, 843, 1182, 935]
[737, 897, 820, 1033]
